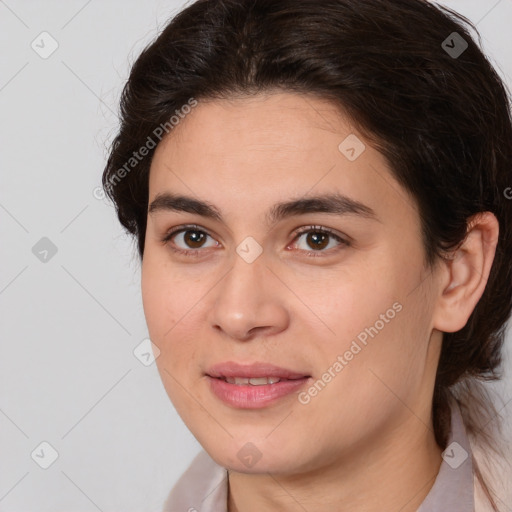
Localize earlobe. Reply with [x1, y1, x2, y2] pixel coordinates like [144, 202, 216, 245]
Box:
[433, 212, 499, 333]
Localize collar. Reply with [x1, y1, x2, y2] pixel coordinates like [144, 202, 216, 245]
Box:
[417, 400, 474, 512]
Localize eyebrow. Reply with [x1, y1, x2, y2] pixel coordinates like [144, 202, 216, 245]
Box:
[148, 192, 378, 226]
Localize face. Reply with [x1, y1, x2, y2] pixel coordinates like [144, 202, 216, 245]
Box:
[141, 92, 443, 475]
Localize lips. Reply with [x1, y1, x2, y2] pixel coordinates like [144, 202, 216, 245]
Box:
[205, 361, 311, 408]
[206, 361, 310, 381]
[224, 376, 281, 385]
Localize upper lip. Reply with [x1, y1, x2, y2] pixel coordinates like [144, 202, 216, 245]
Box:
[206, 361, 310, 380]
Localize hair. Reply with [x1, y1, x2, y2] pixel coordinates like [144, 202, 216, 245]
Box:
[102, 0, 512, 508]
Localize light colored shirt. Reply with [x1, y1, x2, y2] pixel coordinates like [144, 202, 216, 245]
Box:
[163, 401, 474, 511]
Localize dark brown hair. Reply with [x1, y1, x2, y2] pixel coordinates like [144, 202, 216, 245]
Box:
[102, 0, 512, 508]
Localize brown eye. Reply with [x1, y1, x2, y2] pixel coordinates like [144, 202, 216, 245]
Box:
[183, 230, 207, 248]
[292, 226, 349, 255]
[162, 225, 219, 255]
[305, 232, 330, 250]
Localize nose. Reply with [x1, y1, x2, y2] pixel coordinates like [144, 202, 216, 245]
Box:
[207, 251, 290, 342]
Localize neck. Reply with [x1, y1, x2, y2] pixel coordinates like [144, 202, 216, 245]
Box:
[227, 412, 443, 512]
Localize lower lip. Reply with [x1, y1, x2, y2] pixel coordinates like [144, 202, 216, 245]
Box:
[206, 376, 310, 409]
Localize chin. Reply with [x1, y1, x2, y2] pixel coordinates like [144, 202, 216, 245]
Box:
[198, 435, 302, 474]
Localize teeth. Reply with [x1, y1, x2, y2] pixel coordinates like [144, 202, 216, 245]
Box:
[224, 377, 282, 385]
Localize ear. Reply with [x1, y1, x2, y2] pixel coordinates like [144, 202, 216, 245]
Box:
[432, 212, 499, 333]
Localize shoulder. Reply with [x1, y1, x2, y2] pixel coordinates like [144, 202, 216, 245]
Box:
[472, 439, 512, 512]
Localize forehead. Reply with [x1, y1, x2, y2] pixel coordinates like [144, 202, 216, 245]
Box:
[148, 92, 418, 229]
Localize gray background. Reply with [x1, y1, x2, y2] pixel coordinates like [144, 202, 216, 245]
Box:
[1, 1, 511, 511]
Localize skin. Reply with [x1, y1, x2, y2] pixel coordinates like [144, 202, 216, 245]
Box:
[141, 92, 499, 512]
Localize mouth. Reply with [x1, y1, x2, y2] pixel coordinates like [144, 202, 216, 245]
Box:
[206, 361, 310, 380]
[219, 376, 292, 385]
[205, 361, 311, 408]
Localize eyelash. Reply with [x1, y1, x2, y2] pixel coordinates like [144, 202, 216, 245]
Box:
[160, 224, 350, 258]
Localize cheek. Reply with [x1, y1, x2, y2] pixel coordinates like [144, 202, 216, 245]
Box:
[141, 254, 206, 372]
[141, 263, 168, 339]
[297, 266, 398, 346]
[141, 262, 197, 411]
[141, 254, 185, 346]
[303, 258, 428, 379]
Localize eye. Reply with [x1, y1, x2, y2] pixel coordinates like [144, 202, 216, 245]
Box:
[161, 224, 349, 258]
[290, 225, 349, 256]
[161, 224, 220, 256]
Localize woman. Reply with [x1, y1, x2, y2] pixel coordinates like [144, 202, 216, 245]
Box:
[102, 0, 512, 510]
